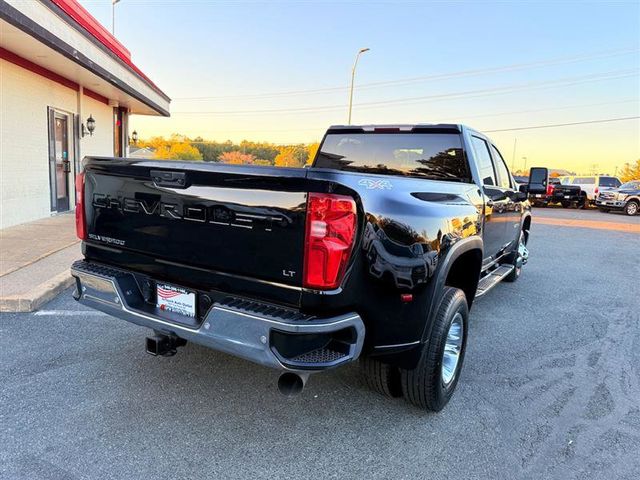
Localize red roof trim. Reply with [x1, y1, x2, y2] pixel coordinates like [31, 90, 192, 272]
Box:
[49, 0, 167, 97]
[50, 0, 131, 60]
[0, 46, 79, 91]
[83, 87, 109, 105]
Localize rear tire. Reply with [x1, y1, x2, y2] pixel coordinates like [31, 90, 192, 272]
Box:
[360, 356, 402, 398]
[579, 195, 589, 209]
[561, 201, 570, 208]
[400, 287, 468, 411]
[624, 200, 639, 216]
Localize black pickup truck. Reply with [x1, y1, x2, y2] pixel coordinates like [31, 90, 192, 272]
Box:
[72, 124, 546, 411]
[529, 177, 583, 208]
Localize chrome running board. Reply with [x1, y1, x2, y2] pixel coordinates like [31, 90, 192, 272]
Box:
[475, 265, 514, 298]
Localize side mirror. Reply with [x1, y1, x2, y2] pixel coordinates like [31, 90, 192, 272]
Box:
[512, 191, 528, 202]
[518, 184, 528, 193]
[527, 167, 548, 195]
[508, 189, 528, 202]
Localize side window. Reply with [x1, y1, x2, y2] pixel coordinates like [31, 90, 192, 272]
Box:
[471, 136, 496, 186]
[490, 145, 512, 189]
[573, 177, 595, 185]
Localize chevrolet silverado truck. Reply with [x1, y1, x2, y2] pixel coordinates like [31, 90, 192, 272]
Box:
[71, 124, 546, 411]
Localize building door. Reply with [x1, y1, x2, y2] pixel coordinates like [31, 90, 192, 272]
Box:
[48, 110, 71, 212]
[114, 106, 127, 157]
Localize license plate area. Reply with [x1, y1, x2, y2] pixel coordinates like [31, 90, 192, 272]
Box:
[156, 283, 196, 319]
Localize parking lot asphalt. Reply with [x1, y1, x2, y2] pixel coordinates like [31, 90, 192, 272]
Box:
[1, 207, 639, 480]
[534, 204, 640, 223]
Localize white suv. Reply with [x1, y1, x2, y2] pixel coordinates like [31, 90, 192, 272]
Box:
[565, 175, 622, 205]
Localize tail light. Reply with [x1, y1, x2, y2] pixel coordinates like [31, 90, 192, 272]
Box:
[75, 172, 86, 240]
[595, 187, 599, 195]
[303, 193, 357, 289]
[546, 184, 555, 196]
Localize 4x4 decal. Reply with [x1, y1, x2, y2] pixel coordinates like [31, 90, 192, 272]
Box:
[358, 178, 393, 190]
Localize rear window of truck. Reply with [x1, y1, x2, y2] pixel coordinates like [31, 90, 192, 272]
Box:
[315, 133, 470, 182]
[598, 177, 621, 187]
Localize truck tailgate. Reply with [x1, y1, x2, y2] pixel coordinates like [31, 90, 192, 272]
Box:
[83, 158, 309, 297]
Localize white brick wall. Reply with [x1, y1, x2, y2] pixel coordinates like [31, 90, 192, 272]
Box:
[81, 95, 115, 160]
[0, 59, 113, 229]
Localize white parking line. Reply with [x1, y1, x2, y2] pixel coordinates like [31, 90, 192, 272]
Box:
[34, 310, 109, 317]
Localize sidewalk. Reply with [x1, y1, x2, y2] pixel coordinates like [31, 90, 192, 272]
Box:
[0, 214, 81, 312]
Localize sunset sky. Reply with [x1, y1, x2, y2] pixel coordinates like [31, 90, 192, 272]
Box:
[82, 0, 639, 174]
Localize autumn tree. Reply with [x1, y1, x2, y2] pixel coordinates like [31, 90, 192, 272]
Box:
[619, 159, 640, 182]
[274, 146, 297, 167]
[155, 141, 203, 161]
[239, 140, 279, 163]
[139, 136, 169, 151]
[219, 151, 256, 165]
[139, 134, 321, 166]
[306, 142, 320, 165]
[138, 134, 201, 161]
[274, 145, 308, 167]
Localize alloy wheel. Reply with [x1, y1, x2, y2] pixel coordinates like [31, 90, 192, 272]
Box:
[441, 312, 464, 386]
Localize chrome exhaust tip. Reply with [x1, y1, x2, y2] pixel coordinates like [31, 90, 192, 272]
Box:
[277, 372, 308, 396]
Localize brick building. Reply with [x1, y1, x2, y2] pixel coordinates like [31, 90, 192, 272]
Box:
[0, 0, 170, 228]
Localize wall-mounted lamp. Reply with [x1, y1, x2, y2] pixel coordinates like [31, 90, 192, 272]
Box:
[82, 115, 96, 137]
[131, 130, 138, 145]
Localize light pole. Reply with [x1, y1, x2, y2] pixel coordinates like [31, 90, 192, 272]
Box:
[112, 0, 121, 35]
[347, 47, 370, 124]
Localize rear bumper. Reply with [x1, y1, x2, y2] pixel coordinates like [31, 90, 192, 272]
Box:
[551, 193, 580, 202]
[530, 193, 580, 204]
[71, 260, 365, 372]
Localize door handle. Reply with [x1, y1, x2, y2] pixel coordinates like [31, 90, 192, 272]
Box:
[151, 170, 187, 188]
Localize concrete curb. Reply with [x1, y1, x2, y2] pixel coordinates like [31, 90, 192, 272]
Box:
[0, 240, 80, 278]
[0, 270, 75, 313]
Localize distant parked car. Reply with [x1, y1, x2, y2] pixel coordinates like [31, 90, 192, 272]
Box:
[596, 180, 640, 216]
[529, 177, 582, 208]
[564, 175, 621, 206]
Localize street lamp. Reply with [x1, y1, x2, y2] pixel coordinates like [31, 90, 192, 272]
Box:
[112, 0, 120, 35]
[347, 47, 370, 125]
